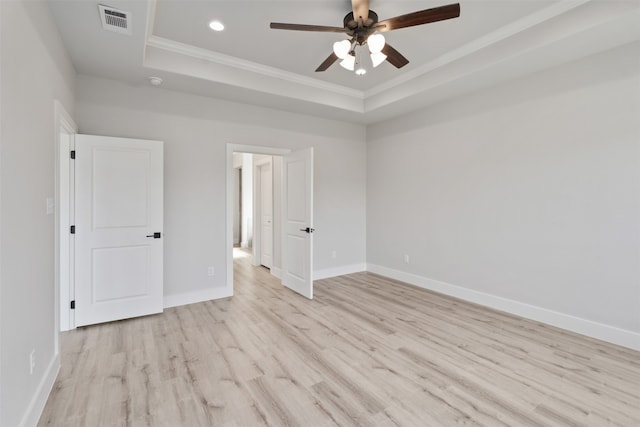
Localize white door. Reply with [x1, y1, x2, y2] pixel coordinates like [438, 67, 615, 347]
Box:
[282, 147, 313, 299]
[233, 168, 241, 246]
[74, 135, 164, 327]
[260, 162, 273, 268]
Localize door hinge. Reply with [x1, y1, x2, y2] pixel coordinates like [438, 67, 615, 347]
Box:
[70, 300, 75, 309]
[70, 150, 76, 159]
[70, 225, 75, 234]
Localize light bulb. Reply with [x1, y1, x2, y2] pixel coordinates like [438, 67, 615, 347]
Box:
[370, 51, 387, 68]
[367, 33, 385, 53]
[209, 21, 224, 31]
[340, 54, 355, 71]
[333, 40, 351, 59]
[355, 68, 367, 76]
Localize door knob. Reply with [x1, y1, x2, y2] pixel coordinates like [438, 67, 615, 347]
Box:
[299, 227, 315, 234]
[146, 232, 162, 239]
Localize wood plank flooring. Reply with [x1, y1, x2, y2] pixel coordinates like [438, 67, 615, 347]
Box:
[39, 250, 640, 426]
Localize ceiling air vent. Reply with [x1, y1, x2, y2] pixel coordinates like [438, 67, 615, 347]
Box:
[98, 4, 132, 35]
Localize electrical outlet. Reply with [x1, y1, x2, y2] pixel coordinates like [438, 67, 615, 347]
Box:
[207, 267, 215, 276]
[29, 350, 36, 375]
[404, 254, 410, 264]
[331, 251, 337, 259]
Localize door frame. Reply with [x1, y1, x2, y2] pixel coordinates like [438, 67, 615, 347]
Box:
[226, 144, 290, 292]
[54, 101, 77, 332]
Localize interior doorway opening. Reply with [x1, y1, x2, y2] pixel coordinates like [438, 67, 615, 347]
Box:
[231, 152, 281, 273]
[226, 144, 315, 300]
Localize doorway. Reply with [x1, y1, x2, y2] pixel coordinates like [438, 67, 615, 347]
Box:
[57, 130, 165, 330]
[226, 144, 314, 299]
[231, 152, 278, 270]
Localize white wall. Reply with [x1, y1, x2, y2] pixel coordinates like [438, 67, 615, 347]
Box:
[367, 42, 640, 349]
[75, 75, 367, 303]
[0, 1, 76, 426]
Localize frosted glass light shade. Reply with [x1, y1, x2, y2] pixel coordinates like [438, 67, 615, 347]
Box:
[367, 33, 385, 53]
[370, 51, 387, 68]
[340, 54, 355, 71]
[355, 67, 367, 76]
[333, 40, 351, 59]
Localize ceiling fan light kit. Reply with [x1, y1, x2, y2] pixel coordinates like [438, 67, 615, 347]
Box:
[340, 54, 356, 71]
[333, 40, 352, 59]
[367, 33, 385, 53]
[270, 0, 461, 74]
[370, 51, 387, 68]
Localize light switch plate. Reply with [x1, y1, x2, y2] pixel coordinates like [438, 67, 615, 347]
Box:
[46, 197, 54, 215]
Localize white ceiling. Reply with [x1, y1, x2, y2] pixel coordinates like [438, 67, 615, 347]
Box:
[48, 0, 640, 123]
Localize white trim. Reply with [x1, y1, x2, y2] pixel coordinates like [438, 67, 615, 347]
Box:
[367, 264, 640, 351]
[147, 36, 363, 99]
[146, 1, 588, 102]
[143, 0, 157, 60]
[270, 266, 282, 279]
[163, 287, 232, 309]
[366, 0, 591, 97]
[231, 144, 290, 157]
[18, 353, 60, 427]
[314, 263, 367, 281]
[54, 100, 77, 334]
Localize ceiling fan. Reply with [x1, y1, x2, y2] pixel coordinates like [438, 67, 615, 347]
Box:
[270, 0, 461, 74]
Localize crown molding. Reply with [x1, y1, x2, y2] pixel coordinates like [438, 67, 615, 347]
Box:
[365, 0, 592, 98]
[146, 35, 364, 99]
[145, 1, 592, 105]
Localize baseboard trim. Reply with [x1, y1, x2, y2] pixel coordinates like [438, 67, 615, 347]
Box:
[366, 264, 640, 351]
[271, 266, 282, 279]
[164, 286, 233, 308]
[20, 352, 60, 427]
[314, 263, 367, 281]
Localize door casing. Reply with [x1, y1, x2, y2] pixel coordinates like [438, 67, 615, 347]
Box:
[55, 101, 78, 332]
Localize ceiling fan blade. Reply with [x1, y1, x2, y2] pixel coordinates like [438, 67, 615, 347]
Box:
[352, 0, 370, 26]
[382, 44, 409, 68]
[377, 3, 460, 32]
[270, 22, 346, 33]
[315, 53, 339, 72]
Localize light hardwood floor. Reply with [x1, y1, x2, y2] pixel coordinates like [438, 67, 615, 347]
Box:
[40, 250, 640, 426]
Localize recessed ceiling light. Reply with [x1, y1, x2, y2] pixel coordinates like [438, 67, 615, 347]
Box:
[148, 76, 163, 86]
[209, 21, 224, 31]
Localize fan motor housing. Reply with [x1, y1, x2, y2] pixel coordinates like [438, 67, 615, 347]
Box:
[344, 10, 380, 44]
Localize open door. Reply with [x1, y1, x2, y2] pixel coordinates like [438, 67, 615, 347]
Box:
[74, 135, 164, 326]
[282, 147, 313, 299]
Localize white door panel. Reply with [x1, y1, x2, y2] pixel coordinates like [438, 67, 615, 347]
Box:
[75, 135, 163, 327]
[282, 148, 313, 299]
[260, 162, 273, 268]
